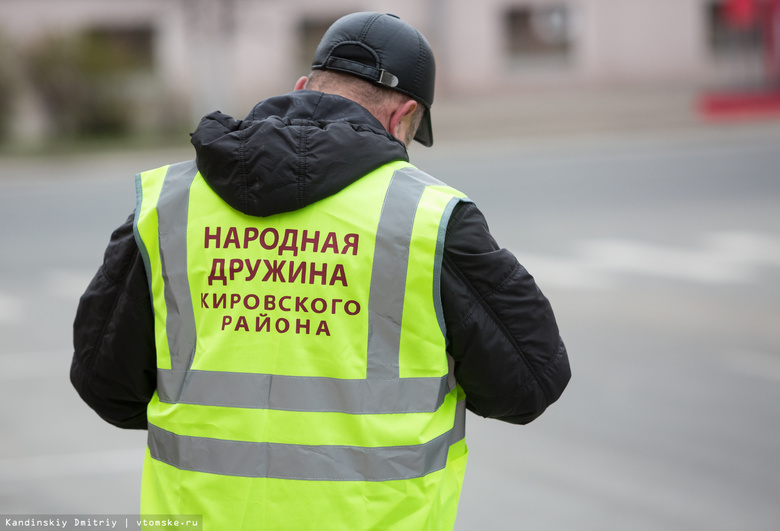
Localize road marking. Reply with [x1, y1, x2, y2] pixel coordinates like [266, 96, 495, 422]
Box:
[47, 270, 94, 300]
[0, 350, 70, 381]
[518, 231, 780, 290]
[721, 350, 780, 383]
[0, 270, 92, 326]
[0, 449, 143, 482]
[0, 292, 24, 325]
[516, 254, 615, 290]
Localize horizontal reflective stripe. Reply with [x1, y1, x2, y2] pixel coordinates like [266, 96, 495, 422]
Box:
[148, 399, 466, 482]
[158, 369, 452, 414]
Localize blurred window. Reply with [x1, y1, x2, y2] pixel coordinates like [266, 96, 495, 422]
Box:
[707, 0, 763, 59]
[504, 4, 574, 67]
[298, 16, 339, 74]
[86, 26, 155, 72]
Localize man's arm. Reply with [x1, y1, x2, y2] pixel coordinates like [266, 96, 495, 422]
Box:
[71, 214, 157, 429]
[441, 202, 570, 424]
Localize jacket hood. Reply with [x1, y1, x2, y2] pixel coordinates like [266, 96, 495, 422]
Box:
[190, 90, 409, 217]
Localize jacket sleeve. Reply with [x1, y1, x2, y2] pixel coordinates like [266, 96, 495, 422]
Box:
[441, 202, 570, 424]
[71, 213, 157, 429]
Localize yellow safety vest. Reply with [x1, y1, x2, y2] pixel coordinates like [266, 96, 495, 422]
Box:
[134, 159, 469, 530]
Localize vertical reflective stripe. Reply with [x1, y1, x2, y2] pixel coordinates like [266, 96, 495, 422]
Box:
[366, 171, 424, 378]
[147, 399, 467, 481]
[452, 395, 467, 443]
[433, 197, 464, 339]
[133, 173, 154, 296]
[367, 167, 440, 378]
[367, 166, 460, 378]
[157, 161, 199, 398]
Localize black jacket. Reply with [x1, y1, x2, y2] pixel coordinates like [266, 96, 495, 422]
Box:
[71, 91, 570, 429]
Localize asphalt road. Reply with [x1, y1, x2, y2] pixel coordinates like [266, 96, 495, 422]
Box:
[1, 118, 779, 530]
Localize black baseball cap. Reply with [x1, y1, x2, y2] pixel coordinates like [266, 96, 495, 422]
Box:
[311, 12, 436, 147]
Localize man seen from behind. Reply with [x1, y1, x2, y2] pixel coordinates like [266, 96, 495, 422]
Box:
[71, 12, 571, 530]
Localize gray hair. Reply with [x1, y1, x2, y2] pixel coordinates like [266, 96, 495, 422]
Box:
[306, 70, 423, 144]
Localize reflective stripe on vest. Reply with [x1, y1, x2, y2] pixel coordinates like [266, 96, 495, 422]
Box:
[148, 399, 467, 482]
[135, 160, 468, 484]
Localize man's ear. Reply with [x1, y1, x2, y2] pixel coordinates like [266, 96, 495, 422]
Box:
[294, 76, 308, 91]
[389, 99, 418, 143]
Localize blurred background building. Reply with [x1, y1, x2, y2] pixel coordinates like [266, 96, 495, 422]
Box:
[1, 3, 779, 528]
[0, 0, 777, 143]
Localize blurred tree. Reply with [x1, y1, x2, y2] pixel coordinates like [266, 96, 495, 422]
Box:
[0, 33, 15, 140]
[25, 29, 151, 138]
